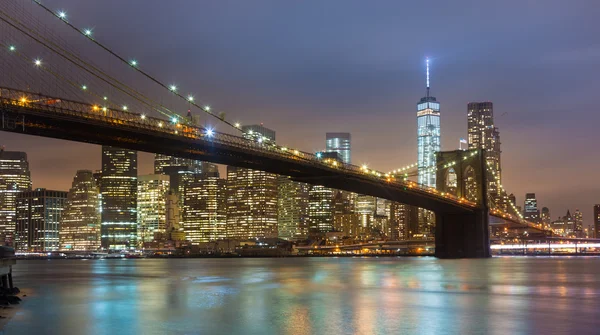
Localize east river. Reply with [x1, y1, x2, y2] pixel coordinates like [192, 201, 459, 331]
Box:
[3, 257, 600, 334]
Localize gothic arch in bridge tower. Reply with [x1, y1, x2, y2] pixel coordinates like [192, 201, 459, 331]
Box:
[445, 167, 458, 196]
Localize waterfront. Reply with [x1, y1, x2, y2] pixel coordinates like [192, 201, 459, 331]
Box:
[3, 257, 600, 334]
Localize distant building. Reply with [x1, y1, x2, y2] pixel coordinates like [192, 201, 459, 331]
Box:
[326, 133, 351, 164]
[137, 174, 170, 244]
[183, 172, 227, 244]
[594, 205, 600, 238]
[277, 176, 309, 240]
[59, 170, 101, 251]
[15, 188, 67, 252]
[417, 58, 441, 188]
[308, 185, 334, 236]
[390, 202, 419, 240]
[0, 151, 32, 245]
[467, 102, 502, 205]
[100, 146, 137, 250]
[226, 166, 278, 239]
[523, 193, 540, 223]
[356, 195, 376, 229]
[226, 125, 279, 240]
[563, 210, 575, 236]
[574, 209, 583, 234]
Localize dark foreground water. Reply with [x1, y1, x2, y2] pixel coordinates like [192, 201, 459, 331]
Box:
[3, 257, 600, 335]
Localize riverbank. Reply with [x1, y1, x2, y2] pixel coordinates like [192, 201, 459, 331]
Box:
[0, 289, 27, 333]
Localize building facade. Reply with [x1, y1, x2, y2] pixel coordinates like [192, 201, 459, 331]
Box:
[523, 193, 540, 223]
[277, 176, 309, 240]
[183, 172, 227, 244]
[59, 170, 101, 251]
[226, 125, 279, 240]
[467, 102, 503, 206]
[308, 185, 334, 236]
[15, 189, 67, 252]
[226, 166, 278, 239]
[100, 146, 138, 250]
[0, 151, 32, 245]
[594, 205, 600, 238]
[137, 174, 170, 244]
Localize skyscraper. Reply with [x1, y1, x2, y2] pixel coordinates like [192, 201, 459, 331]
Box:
[308, 185, 334, 236]
[0, 150, 31, 245]
[417, 58, 441, 187]
[326, 133, 351, 164]
[59, 170, 101, 251]
[183, 172, 227, 244]
[523, 193, 540, 223]
[277, 176, 309, 240]
[15, 189, 67, 252]
[137, 174, 170, 245]
[594, 205, 600, 238]
[574, 209, 583, 235]
[100, 146, 137, 250]
[467, 102, 502, 205]
[227, 166, 279, 239]
[226, 125, 279, 240]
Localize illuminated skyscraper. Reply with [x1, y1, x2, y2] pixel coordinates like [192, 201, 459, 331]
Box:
[326, 133, 351, 164]
[594, 205, 600, 238]
[100, 146, 137, 250]
[308, 185, 334, 235]
[227, 166, 278, 239]
[417, 58, 441, 187]
[574, 209, 583, 234]
[137, 174, 170, 244]
[277, 176, 309, 240]
[467, 102, 502, 205]
[15, 189, 67, 252]
[523, 193, 540, 223]
[184, 172, 227, 244]
[227, 125, 279, 239]
[0, 151, 31, 245]
[59, 170, 101, 251]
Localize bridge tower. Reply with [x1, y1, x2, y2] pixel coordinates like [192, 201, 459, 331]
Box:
[434, 149, 490, 258]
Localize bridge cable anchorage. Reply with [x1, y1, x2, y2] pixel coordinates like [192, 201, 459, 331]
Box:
[0, 10, 185, 122]
[32, 0, 243, 133]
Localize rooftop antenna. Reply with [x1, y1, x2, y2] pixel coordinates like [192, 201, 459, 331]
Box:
[426, 57, 430, 98]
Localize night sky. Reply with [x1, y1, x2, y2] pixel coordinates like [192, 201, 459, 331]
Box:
[1, 1, 598, 224]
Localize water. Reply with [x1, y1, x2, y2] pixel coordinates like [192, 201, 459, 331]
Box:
[3, 257, 600, 335]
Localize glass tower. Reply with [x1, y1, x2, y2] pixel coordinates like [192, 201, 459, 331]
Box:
[100, 146, 138, 250]
[15, 189, 67, 252]
[417, 58, 441, 187]
[59, 170, 101, 251]
[326, 133, 351, 164]
[137, 174, 170, 245]
[0, 151, 32, 245]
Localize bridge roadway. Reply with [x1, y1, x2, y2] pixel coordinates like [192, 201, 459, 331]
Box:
[0, 87, 480, 214]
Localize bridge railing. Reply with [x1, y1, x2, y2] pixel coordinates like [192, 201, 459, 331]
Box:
[0, 87, 481, 210]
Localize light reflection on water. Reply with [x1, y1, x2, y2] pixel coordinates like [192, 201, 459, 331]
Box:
[3, 257, 600, 335]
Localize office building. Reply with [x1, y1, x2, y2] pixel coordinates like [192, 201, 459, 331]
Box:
[326, 133, 351, 164]
[417, 58, 441, 188]
[308, 185, 334, 236]
[137, 174, 170, 244]
[183, 172, 227, 244]
[467, 102, 502, 203]
[574, 209, 583, 234]
[15, 188, 67, 252]
[0, 151, 31, 245]
[523, 193, 540, 223]
[59, 170, 101, 251]
[227, 125, 278, 240]
[594, 205, 600, 238]
[226, 166, 278, 239]
[277, 176, 309, 240]
[100, 146, 137, 250]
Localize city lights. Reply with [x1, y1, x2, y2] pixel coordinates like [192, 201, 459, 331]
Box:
[34, 59, 42, 66]
[84, 29, 92, 36]
[130, 60, 138, 66]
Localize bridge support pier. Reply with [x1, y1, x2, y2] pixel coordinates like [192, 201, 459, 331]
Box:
[434, 209, 490, 258]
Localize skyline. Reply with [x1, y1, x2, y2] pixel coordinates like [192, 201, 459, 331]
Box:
[0, 0, 598, 223]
